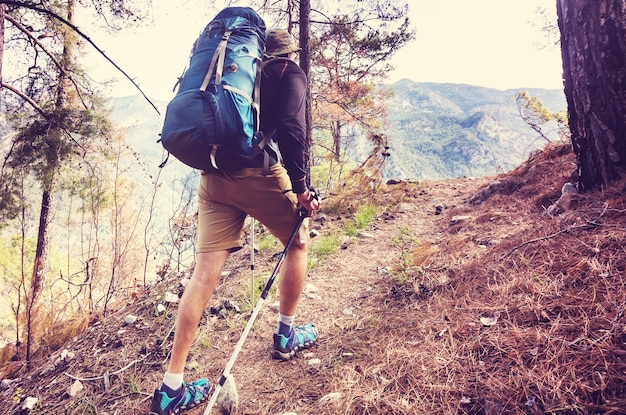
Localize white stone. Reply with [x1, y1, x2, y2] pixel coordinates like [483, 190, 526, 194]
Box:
[68, 379, 84, 397]
[308, 358, 322, 366]
[164, 292, 179, 303]
[1, 379, 15, 390]
[22, 396, 39, 410]
[156, 304, 167, 315]
[124, 314, 138, 325]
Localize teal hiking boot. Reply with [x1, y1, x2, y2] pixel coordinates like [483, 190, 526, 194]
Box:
[148, 378, 210, 415]
[272, 323, 319, 360]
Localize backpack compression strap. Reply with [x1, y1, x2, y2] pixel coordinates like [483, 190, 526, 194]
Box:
[199, 30, 231, 170]
[200, 30, 231, 92]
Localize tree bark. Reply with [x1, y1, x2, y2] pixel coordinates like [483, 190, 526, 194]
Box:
[25, 187, 54, 365]
[1, 3, 5, 84]
[557, 0, 626, 191]
[299, 0, 312, 182]
[332, 120, 342, 162]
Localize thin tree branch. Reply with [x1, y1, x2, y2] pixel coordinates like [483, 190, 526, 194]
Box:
[5, 12, 92, 110]
[0, 81, 47, 117]
[64, 355, 147, 381]
[0, 0, 160, 114]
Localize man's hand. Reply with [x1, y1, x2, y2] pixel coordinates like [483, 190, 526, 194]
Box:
[297, 188, 320, 217]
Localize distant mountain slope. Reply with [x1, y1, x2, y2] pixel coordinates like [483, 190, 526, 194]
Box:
[109, 80, 566, 181]
[382, 79, 566, 179]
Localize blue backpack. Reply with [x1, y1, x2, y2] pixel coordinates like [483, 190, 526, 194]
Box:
[160, 7, 268, 171]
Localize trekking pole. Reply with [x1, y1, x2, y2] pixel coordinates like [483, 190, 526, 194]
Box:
[250, 218, 255, 308]
[203, 209, 308, 415]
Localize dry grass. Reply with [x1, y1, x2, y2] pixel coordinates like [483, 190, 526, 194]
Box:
[2, 142, 626, 414]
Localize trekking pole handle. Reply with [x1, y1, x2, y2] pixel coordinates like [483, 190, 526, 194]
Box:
[299, 186, 319, 217]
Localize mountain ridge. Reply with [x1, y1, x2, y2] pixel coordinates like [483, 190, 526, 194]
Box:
[107, 79, 566, 181]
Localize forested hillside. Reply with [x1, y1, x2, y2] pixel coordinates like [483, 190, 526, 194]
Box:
[111, 80, 566, 182]
[382, 80, 566, 179]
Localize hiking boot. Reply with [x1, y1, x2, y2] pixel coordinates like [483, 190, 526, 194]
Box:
[272, 323, 319, 360]
[148, 378, 211, 415]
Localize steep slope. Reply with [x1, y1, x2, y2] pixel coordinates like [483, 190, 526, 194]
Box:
[2, 142, 626, 415]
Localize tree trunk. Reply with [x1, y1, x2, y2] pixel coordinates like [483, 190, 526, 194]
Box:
[24, 0, 75, 367]
[332, 120, 342, 162]
[299, 0, 312, 181]
[1, 3, 5, 83]
[25, 187, 54, 366]
[557, 0, 626, 191]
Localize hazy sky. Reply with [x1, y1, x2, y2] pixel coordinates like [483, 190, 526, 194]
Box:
[85, 0, 563, 102]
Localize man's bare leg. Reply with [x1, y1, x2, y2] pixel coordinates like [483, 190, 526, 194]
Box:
[167, 250, 230, 374]
[278, 242, 308, 316]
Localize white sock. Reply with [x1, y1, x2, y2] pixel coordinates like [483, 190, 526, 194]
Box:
[279, 314, 295, 326]
[278, 314, 295, 335]
[162, 372, 184, 392]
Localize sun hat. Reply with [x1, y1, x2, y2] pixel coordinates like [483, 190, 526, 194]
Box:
[265, 29, 301, 56]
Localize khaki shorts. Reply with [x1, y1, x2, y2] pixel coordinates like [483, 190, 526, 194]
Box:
[196, 163, 309, 253]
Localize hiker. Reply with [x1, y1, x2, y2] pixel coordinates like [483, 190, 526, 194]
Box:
[149, 28, 320, 415]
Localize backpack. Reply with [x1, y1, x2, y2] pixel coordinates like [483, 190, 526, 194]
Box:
[159, 7, 268, 171]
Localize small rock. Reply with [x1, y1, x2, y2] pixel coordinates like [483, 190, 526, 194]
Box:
[340, 236, 351, 250]
[562, 182, 577, 194]
[1, 379, 15, 390]
[163, 292, 179, 303]
[450, 215, 471, 225]
[179, 277, 190, 287]
[68, 379, 84, 397]
[304, 283, 318, 294]
[217, 374, 239, 415]
[305, 292, 321, 300]
[356, 230, 374, 239]
[22, 396, 39, 410]
[308, 358, 322, 366]
[399, 203, 415, 212]
[156, 304, 167, 315]
[309, 229, 320, 238]
[480, 315, 499, 327]
[186, 360, 199, 371]
[469, 180, 504, 205]
[60, 349, 75, 362]
[342, 308, 353, 316]
[315, 213, 327, 225]
[123, 315, 138, 325]
[222, 299, 240, 313]
[269, 302, 280, 313]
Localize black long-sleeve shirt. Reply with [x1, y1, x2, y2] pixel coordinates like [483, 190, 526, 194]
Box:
[259, 58, 308, 194]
